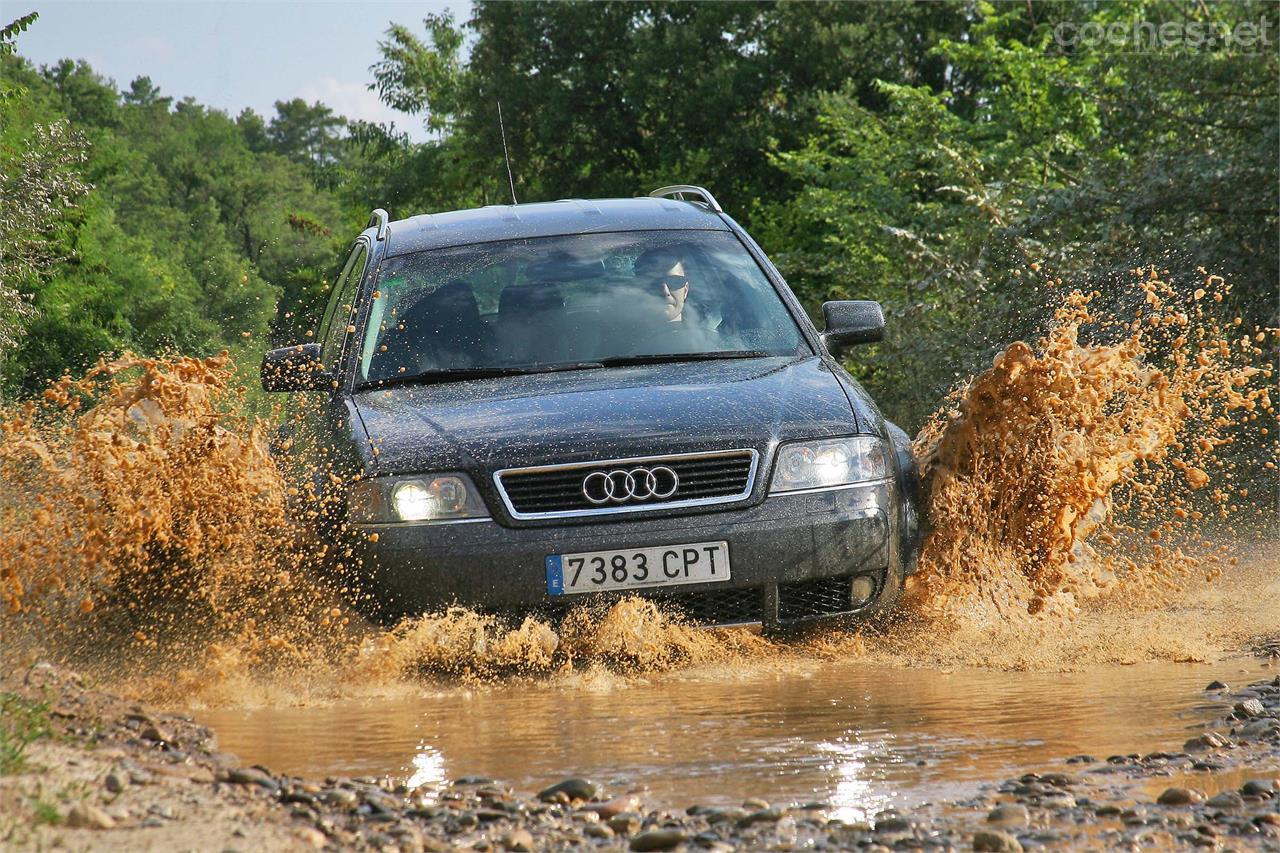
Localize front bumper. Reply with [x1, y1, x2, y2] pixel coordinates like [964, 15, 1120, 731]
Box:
[351, 479, 902, 629]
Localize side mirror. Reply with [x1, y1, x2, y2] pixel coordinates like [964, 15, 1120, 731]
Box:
[260, 343, 333, 392]
[820, 300, 885, 356]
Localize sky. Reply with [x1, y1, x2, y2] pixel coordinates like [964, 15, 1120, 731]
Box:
[15, 0, 471, 142]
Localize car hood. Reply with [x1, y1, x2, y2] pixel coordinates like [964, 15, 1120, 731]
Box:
[353, 355, 863, 475]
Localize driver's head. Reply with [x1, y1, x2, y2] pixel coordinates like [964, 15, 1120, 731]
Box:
[634, 245, 694, 322]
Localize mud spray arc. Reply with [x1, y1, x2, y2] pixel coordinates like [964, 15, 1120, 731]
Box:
[0, 269, 1275, 702]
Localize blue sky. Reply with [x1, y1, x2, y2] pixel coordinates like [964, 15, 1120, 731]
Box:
[15, 0, 470, 141]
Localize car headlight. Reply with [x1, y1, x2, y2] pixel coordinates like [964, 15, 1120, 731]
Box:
[347, 474, 489, 523]
[769, 436, 890, 493]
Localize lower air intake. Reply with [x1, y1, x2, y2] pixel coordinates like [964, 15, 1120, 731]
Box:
[777, 575, 855, 622]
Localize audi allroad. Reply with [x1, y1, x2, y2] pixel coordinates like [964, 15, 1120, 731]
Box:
[261, 186, 922, 633]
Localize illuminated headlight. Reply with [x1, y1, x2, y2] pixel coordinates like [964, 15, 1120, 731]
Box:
[769, 436, 890, 493]
[347, 474, 489, 523]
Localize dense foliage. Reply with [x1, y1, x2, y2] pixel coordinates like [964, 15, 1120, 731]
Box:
[3, 1, 1276, 428]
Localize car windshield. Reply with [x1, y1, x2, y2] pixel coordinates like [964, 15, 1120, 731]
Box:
[356, 230, 809, 385]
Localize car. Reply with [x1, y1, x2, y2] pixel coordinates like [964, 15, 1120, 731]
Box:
[261, 185, 921, 633]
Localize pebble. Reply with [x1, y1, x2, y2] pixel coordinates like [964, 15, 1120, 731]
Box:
[66, 803, 116, 830]
[986, 804, 1029, 826]
[740, 807, 785, 826]
[706, 807, 748, 824]
[972, 829, 1022, 852]
[608, 813, 642, 835]
[140, 724, 173, 744]
[874, 815, 913, 833]
[103, 772, 126, 793]
[454, 776, 495, 786]
[1157, 787, 1204, 806]
[629, 828, 686, 851]
[1239, 718, 1280, 738]
[742, 797, 770, 810]
[1234, 699, 1265, 718]
[588, 794, 640, 819]
[1241, 779, 1276, 796]
[537, 777, 597, 802]
[1205, 681, 1229, 691]
[1205, 791, 1244, 810]
[226, 767, 278, 790]
[1183, 732, 1229, 752]
[502, 828, 534, 851]
[322, 789, 358, 809]
[584, 823, 614, 839]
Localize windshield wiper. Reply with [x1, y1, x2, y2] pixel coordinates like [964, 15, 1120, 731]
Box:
[363, 361, 605, 389]
[596, 350, 773, 367]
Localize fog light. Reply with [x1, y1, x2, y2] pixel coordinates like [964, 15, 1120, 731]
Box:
[851, 575, 877, 607]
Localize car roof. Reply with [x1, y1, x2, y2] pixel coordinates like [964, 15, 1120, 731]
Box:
[373, 197, 732, 257]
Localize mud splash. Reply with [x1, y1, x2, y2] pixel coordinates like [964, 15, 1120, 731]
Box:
[0, 270, 1274, 704]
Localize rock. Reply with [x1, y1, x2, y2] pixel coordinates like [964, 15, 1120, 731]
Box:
[608, 813, 642, 835]
[66, 803, 116, 830]
[1205, 790, 1244, 810]
[1157, 787, 1203, 806]
[1183, 732, 1229, 752]
[1239, 718, 1280, 739]
[1234, 699, 1265, 718]
[140, 724, 172, 744]
[322, 788, 358, 809]
[1205, 680, 1229, 691]
[874, 815, 913, 833]
[706, 807, 749, 824]
[103, 772, 126, 794]
[1040, 772, 1078, 787]
[584, 823, 615, 839]
[740, 807, 786, 827]
[742, 797, 770, 810]
[1065, 755, 1095, 764]
[226, 767, 278, 790]
[630, 829, 686, 851]
[588, 795, 641, 819]
[973, 829, 1022, 852]
[296, 827, 328, 849]
[502, 828, 534, 852]
[1241, 779, 1277, 797]
[987, 804, 1029, 826]
[537, 777, 597, 803]
[454, 776, 495, 786]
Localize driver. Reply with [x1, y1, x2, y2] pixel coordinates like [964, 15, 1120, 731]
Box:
[633, 245, 695, 323]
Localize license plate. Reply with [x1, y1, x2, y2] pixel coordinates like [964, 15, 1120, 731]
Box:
[545, 541, 731, 596]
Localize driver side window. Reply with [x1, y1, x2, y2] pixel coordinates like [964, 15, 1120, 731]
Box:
[320, 243, 368, 374]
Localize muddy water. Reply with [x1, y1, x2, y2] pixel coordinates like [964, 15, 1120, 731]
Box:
[199, 657, 1275, 821]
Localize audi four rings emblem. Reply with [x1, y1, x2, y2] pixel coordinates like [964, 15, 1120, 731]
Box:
[582, 466, 679, 505]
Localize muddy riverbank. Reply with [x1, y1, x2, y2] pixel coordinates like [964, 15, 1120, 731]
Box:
[3, 652, 1278, 851]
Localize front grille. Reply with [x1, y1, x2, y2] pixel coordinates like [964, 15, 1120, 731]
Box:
[777, 575, 856, 622]
[497, 450, 756, 518]
[541, 585, 761, 627]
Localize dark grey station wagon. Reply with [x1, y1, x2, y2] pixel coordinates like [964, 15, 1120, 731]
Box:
[262, 185, 921, 632]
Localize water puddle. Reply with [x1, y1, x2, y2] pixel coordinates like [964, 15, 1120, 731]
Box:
[198, 658, 1275, 822]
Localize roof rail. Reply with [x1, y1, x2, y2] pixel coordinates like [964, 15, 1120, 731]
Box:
[648, 185, 723, 213]
[367, 208, 390, 241]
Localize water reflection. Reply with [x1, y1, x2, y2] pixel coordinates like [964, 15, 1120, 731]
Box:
[406, 742, 447, 790]
[818, 737, 889, 823]
[197, 659, 1271, 812]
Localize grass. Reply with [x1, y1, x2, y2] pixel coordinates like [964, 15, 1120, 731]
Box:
[30, 799, 61, 826]
[0, 692, 52, 775]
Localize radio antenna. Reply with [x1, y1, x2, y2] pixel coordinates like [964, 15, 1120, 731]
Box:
[497, 100, 517, 205]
